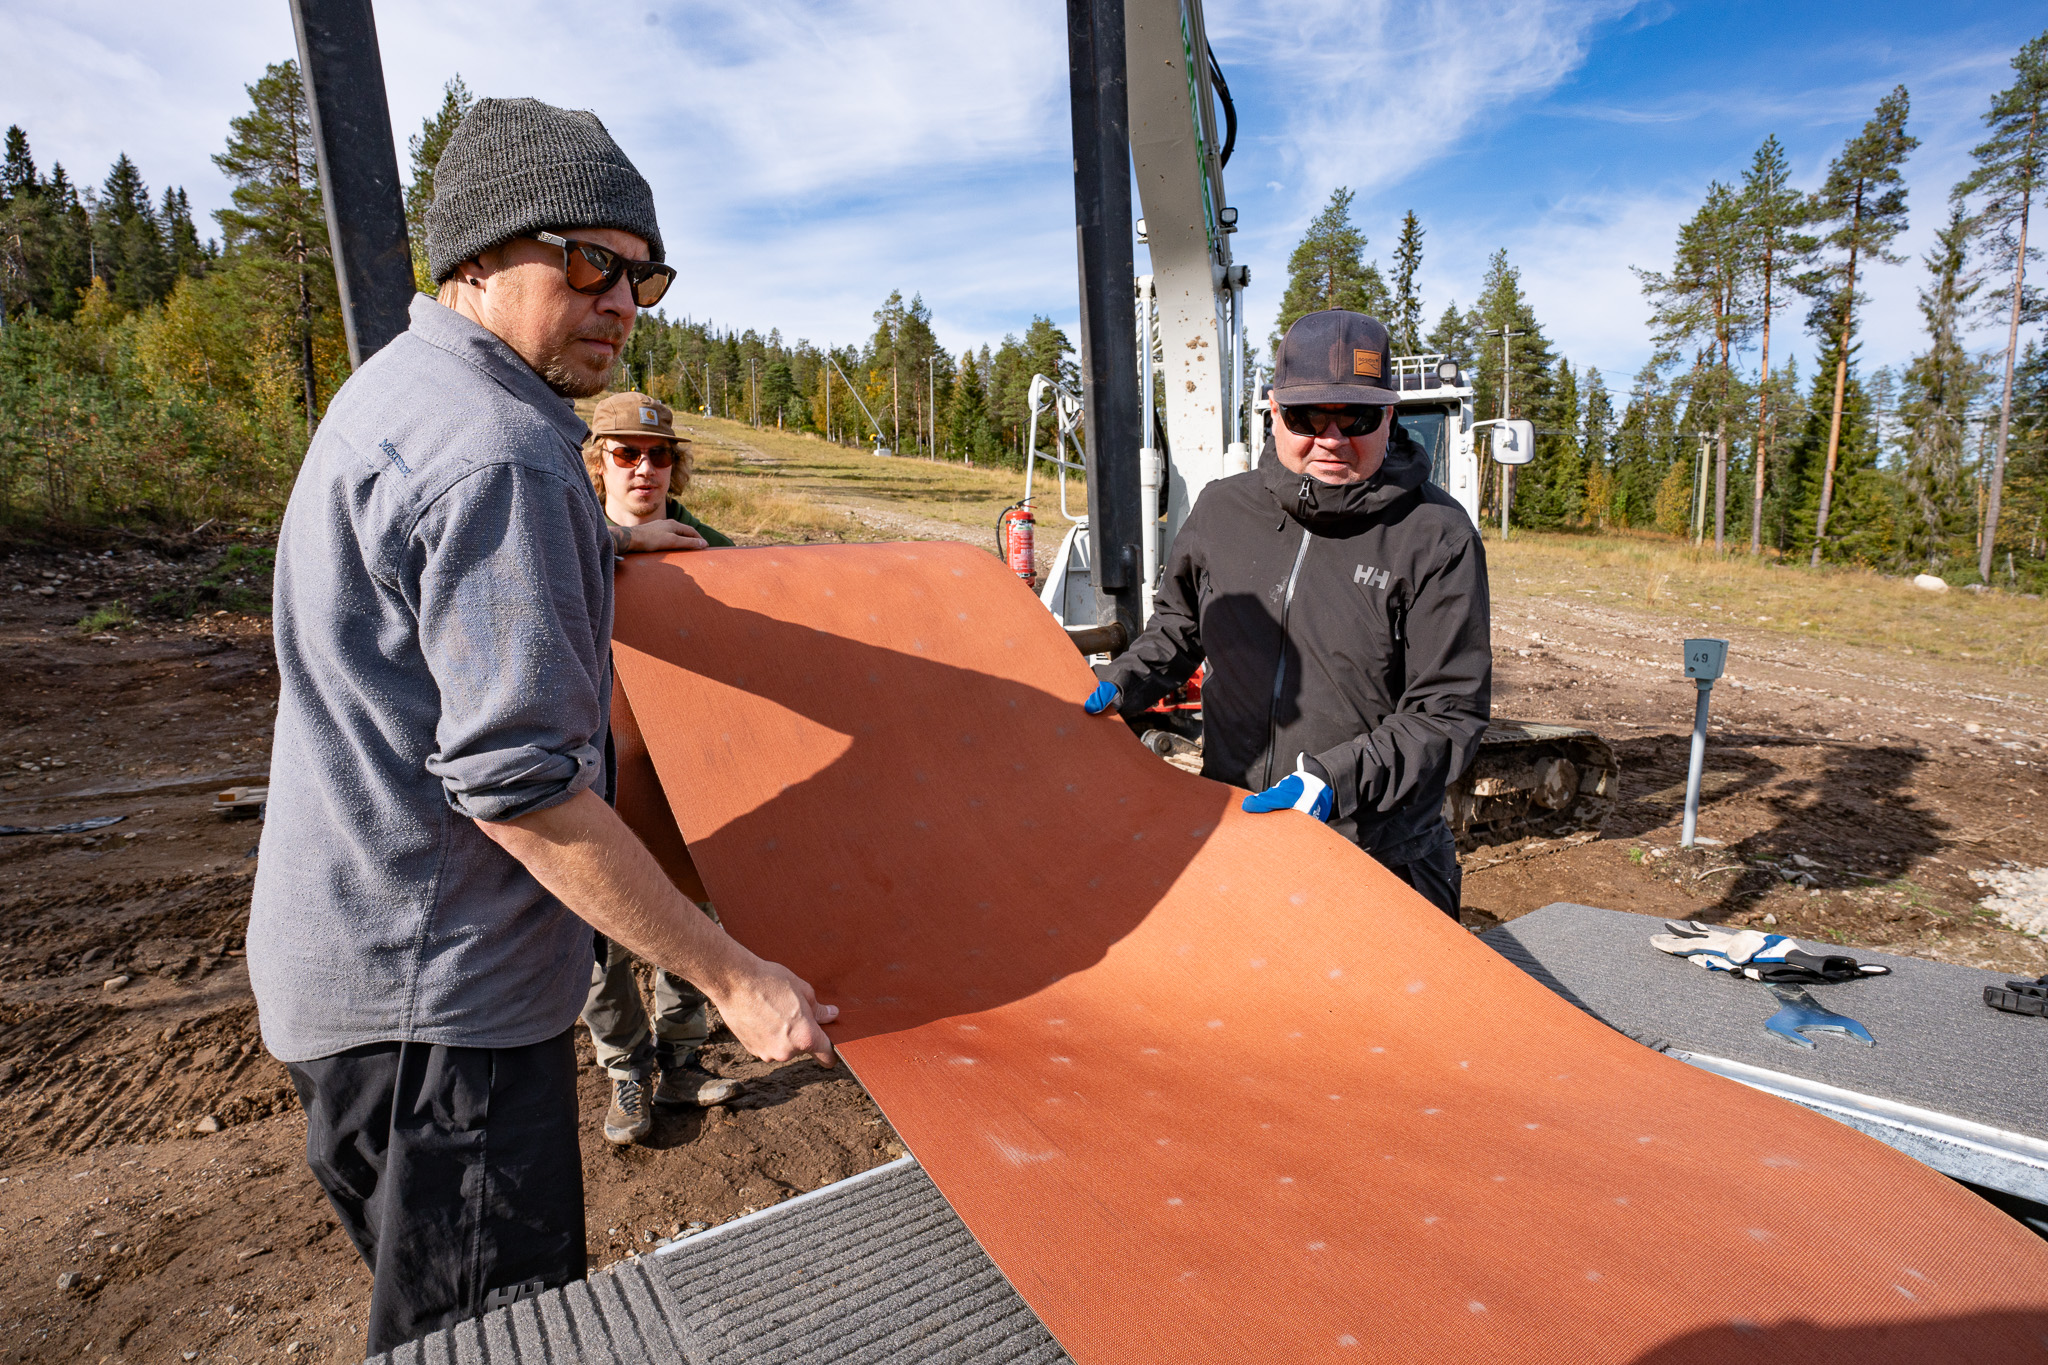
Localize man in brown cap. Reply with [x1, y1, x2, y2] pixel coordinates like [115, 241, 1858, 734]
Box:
[1085, 309, 1491, 918]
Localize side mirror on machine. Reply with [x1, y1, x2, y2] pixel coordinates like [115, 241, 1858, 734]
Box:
[1490, 419, 1535, 465]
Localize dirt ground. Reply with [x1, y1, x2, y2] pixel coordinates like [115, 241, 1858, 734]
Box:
[0, 529, 2040, 1363]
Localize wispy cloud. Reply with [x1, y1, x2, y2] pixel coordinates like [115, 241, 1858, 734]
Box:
[2, 0, 2039, 384]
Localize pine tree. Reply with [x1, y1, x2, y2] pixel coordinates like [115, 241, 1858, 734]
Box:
[1897, 204, 1990, 573]
[1956, 30, 2047, 583]
[1640, 181, 1751, 550]
[213, 60, 336, 436]
[1272, 188, 1391, 348]
[1803, 85, 1917, 567]
[406, 75, 474, 293]
[1739, 135, 1813, 553]
[1390, 211, 1425, 354]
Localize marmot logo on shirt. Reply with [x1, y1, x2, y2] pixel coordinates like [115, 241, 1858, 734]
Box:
[1354, 564, 1390, 590]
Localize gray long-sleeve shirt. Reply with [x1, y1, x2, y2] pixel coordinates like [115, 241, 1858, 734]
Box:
[250, 295, 613, 1063]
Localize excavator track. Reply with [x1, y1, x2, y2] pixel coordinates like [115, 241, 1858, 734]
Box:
[1444, 720, 1619, 852]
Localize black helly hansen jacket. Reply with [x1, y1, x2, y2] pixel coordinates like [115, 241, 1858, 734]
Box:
[1103, 427, 1492, 865]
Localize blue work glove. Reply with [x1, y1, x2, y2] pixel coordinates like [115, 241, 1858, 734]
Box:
[1242, 757, 1333, 822]
[1083, 681, 1121, 715]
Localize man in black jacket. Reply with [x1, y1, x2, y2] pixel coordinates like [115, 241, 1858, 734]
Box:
[1083, 309, 1491, 917]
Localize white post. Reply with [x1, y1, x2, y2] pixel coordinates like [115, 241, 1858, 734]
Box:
[1138, 275, 1160, 623]
[1224, 270, 1250, 476]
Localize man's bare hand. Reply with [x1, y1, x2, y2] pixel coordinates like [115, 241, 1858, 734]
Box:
[624, 519, 709, 553]
[711, 952, 839, 1069]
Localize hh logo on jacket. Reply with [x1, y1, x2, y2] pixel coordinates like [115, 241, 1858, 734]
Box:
[1354, 564, 1391, 590]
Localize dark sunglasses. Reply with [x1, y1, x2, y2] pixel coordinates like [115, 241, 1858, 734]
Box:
[1278, 403, 1388, 438]
[533, 232, 677, 307]
[605, 442, 675, 470]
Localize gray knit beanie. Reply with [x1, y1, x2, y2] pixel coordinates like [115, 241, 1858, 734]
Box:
[425, 97, 663, 284]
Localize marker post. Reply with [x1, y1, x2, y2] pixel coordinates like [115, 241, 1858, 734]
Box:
[1680, 637, 1728, 849]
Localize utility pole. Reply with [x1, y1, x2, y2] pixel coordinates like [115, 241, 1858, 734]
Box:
[749, 357, 759, 428]
[1488, 326, 1526, 540]
[892, 366, 901, 454]
[823, 359, 831, 444]
[927, 356, 939, 461]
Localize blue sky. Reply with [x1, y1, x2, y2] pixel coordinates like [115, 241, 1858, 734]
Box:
[3, 0, 2041, 397]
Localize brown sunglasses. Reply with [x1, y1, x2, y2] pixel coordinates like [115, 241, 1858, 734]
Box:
[605, 442, 675, 470]
[533, 232, 677, 307]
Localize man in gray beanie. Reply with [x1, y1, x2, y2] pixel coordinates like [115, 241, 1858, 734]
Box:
[250, 97, 835, 1355]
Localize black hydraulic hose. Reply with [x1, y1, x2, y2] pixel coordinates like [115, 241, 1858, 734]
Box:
[1207, 42, 1237, 169]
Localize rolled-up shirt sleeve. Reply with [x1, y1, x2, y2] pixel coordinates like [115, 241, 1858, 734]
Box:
[411, 461, 613, 822]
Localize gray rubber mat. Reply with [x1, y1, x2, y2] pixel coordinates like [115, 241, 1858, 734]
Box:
[371, 1157, 1069, 1364]
[1483, 902, 2045, 1140]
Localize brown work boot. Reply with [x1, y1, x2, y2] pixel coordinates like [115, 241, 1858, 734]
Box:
[602, 1076, 653, 1145]
[654, 1065, 742, 1108]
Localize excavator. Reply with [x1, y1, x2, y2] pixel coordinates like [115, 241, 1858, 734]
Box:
[285, 0, 1614, 853]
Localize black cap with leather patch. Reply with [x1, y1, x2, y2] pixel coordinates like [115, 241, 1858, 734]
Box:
[1273, 310, 1399, 406]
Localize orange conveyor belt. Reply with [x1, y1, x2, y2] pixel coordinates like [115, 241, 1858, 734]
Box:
[610, 542, 2048, 1364]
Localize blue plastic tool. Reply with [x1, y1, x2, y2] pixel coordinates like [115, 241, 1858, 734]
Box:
[1762, 985, 1875, 1050]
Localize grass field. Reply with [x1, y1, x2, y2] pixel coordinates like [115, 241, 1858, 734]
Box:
[659, 413, 2047, 676]
[1486, 531, 2048, 675]
[676, 413, 1086, 547]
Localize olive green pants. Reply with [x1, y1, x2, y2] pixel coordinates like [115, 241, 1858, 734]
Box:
[580, 903, 718, 1081]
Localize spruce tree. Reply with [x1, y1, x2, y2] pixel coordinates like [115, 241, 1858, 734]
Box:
[214, 60, 337, 436]
[1390, 211, 1425, 354]
[1, 128, 33, 198]
[1897, 204, 1989, 573]
[161, 187, 210, 279]
[1739, 135, 1813, 553]
[1581, 368, 1615, 527]
[406, 76, 475, 293]
[1956, 30, 2047, 582]
[95, 154, 171, 311]
[1272, 188, 1391, 348]
[1803, 85, 1917, 567]
[1424, 301, 1474, 373]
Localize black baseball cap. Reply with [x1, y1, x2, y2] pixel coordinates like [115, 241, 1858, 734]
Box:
[1272, 310, 1398, 406]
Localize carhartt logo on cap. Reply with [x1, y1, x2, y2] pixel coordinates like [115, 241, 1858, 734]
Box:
[1354, 349, 1381, 378]
[640, 407, 659, 426]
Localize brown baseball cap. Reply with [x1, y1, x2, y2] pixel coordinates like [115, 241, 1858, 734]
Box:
[1272, 310, 1399, 406]
[590, 391, 680, 442]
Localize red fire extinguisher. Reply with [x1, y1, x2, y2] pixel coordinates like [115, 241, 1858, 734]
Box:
[997, 500, 1036, 590]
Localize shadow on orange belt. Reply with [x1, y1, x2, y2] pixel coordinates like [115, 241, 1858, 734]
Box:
[611, 542, 2048, 1365]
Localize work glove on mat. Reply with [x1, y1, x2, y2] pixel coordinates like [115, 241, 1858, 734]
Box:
[1242, 757, 1333, 823]
[1082, 681, 1120, 716]
[1984, 977, 2048, 1018]
[1652, 921, 1890, 985]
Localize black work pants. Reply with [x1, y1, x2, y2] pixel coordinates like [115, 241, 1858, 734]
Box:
[1386, 826, 1463, 921]
[286, 1028, 586, 1357]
